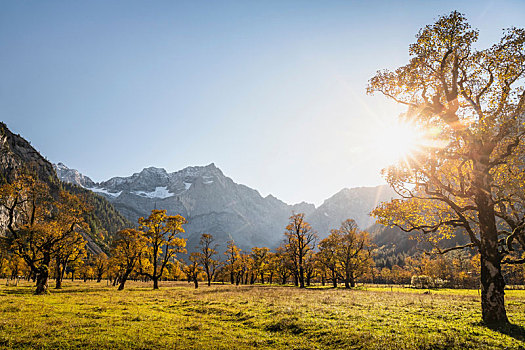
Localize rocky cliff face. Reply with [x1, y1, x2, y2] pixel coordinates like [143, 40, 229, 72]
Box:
[0, 122, 57, 184]
[57, 162, 397, 252]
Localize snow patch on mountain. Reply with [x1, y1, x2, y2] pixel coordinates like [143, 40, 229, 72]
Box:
[88, 187, 122, 198]
[133, 186, 173, 199]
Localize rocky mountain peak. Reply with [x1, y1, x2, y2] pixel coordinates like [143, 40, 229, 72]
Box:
[53, 163, 95, 188]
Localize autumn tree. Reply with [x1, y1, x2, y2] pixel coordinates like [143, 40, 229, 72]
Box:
[284, 213, 317, 288]
[335, 220, 374, 288]
[184, 253, 202, 289]
[318, 234, 340, 288]
[138, 209, 187, 289]
[78, 261, 94, 282]
[250, 247, 270, 283]
[266, 252, 278, 285]
[111, 228, 147, 290]
[224, 240, 241, 284]
[274, 246, 293, 285]
[368, 11, 525, 324]
[53, 231, 86, 289]
[0, 175, 89, 294]
[237, 252, 251, 285]
[196, 233, 220, 286]
[92, 252, 109, 283]
[303, 250, 317, 286]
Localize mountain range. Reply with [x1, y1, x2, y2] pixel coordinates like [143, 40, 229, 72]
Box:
[54, 162, 398, 252]
[0, 121, 404, 255]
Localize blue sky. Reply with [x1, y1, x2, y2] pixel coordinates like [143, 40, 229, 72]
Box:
[1, 0, 524, 205]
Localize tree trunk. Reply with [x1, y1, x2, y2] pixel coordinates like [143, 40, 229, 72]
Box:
[118, 269, 132, 290]
[153, 277, 159, 290]
[474, 159, 509, 324]
[193, 275, 198, 289]
[55, 275, 62, 289]
[35, 267, 49, 294]
[299, 264, 305, 288]
[35, 253, 51, 295]
[480, 253, 508, 324]
[230, 271, 235, 284]
[55, 259, 62, 289]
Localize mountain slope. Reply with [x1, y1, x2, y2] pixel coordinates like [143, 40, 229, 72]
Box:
[307, 185, 398, 239]
[0, 123, 130, 253]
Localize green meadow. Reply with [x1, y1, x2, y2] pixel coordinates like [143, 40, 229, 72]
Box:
[0, 281, 524, 349]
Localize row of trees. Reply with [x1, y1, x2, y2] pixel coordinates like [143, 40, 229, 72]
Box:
[0, 175, 505, 294]
[176, 214, 375, 290]
[2, 175, 520, 294]
[106, 212, 376, 291]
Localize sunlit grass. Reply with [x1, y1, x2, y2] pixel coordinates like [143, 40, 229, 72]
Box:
[0, 280, 523, 349]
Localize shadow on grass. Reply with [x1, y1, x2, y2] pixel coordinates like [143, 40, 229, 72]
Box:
[2, 288, 34, 295]
[487, 322, 525, 341]
[3, 286, 112, 295]
[51, 287, 105, 294]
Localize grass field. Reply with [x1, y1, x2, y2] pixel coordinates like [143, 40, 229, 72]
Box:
[0, 280, 524, 349]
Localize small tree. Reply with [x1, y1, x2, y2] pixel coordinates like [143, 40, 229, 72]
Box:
[250, 247, 270, 283]
[92, 252, 109, 283]
[318, 234, 340, 288]
[284, 213, 317, 288]
[274, 246, 293, 285]
[53, 231, 86, 289]
[111, 228, 147, 290]
[138, 209, 187, 289]
[224, 240, 241, 284]
[335, 219, 374, 288]
[196, 233, 220, 286]
[185, 253, 203, 289]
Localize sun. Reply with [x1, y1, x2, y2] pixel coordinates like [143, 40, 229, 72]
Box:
[373, 120, 424, 165]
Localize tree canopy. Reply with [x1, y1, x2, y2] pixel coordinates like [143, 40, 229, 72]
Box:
[368, 11, 525, 324]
